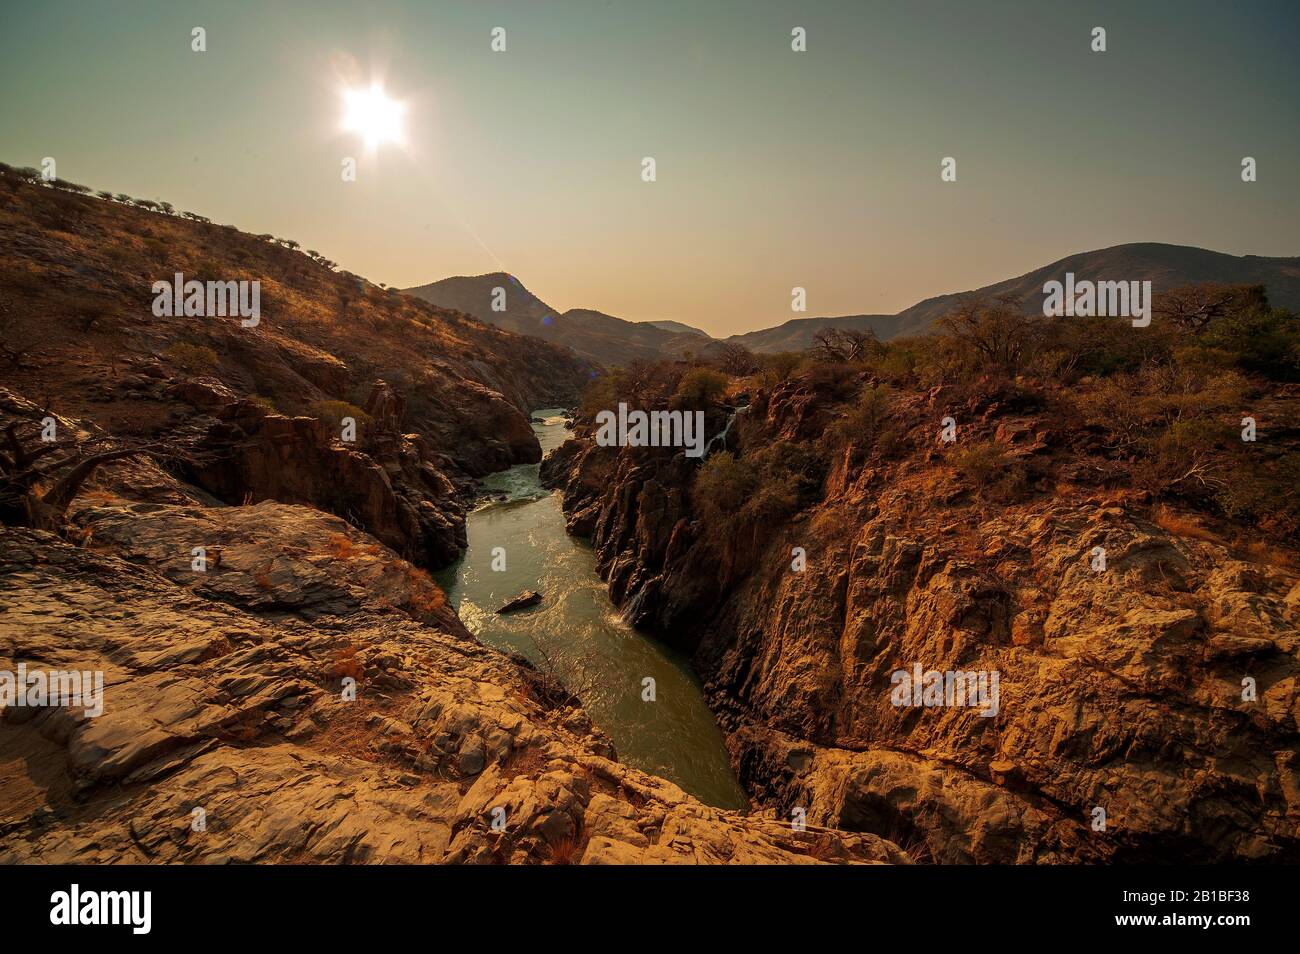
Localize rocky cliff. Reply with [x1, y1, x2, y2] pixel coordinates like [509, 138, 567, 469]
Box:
[0, 172, 908, 865]
[0, 499, 907, 865]
[0, 171, 593, 569]
[544, 371, 1300, 863]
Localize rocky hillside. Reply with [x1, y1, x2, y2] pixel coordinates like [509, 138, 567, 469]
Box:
[544, 292, 1300, 862]
[0, 489, 905, 865]
[0, 171, 906, 865]
[0, 169, 595, 569]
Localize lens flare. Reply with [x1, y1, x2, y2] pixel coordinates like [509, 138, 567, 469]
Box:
[341, 84, 405, 148]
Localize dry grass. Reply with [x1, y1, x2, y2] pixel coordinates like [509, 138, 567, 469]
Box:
[1152, 504, 1220, 543]
[325, 533, 357, 560]
[546, 834, 583, 865]
[1237, 537, 1297, 570]
[327, 644, 362, 681]
[403, 564, 448, 615]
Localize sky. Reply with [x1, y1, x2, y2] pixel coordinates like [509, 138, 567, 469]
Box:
[2, 0, 1298, 337]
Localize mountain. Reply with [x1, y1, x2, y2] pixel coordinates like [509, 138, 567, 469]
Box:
[405, 273, 708, 367]
[412, 244, 1300, 365]
[724, 313, 896, 353]
[646, 319, 710, 337]
[729, 243, 1300, 352]
[890, 242, 1300, 339]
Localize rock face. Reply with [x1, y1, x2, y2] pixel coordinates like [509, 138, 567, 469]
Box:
[545, 377, 1300, 863]
[171, 383, 470, 568]
[0, 508, 906, 865]
[0, 174, 595, 569]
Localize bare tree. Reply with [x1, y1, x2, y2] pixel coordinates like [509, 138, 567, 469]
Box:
[811, 326, 880, 363]
[938, 295, 1037, 372]
[1154, 283, 1266, 333]
[713, 341, 759, 375]
[0, 418, 177, 530]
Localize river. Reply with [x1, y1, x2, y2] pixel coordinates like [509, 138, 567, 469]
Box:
[433, 409, 748, 810]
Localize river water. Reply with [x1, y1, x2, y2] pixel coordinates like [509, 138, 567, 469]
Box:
[433, 409, 748, 810]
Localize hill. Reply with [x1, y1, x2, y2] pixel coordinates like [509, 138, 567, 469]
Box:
[0, 167, 592, 567]
[405, 273, 708, 366]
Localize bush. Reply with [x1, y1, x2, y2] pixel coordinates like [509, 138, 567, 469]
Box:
[760, 352, 802, 383]
[164, 341, 218, 374]
[307, 400, 371, 430]
[670, 368, 729, 410]
[1215, 452, 1300, 536]
[828, 384, 892, 454]
[950, 440, 1007, 485]
[692, 452, 759, 521]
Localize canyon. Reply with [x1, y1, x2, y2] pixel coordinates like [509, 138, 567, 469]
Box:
[4, 167, 1298, 866]
[542, 360, 1300, 863]
[0, 169, 903, 865]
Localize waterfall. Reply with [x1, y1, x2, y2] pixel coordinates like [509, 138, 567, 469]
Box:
[701, 404, 747, 459]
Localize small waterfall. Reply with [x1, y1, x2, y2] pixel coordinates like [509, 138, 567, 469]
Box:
[702, 404, 747, 458]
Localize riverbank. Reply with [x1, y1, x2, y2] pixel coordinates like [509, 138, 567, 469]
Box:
[434, 410, 748, 810]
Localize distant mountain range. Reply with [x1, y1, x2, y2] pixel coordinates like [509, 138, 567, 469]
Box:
[407, 244, 1300, 365]
[404, 273, 705, 366]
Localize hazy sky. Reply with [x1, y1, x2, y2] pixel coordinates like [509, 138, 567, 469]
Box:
[3, 0, 1298, 336]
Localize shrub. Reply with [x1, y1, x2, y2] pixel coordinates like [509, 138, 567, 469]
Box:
[404, 566, 448, 615]
[827, 384, 892, 454]
[948, 440, 1030, 503]
[328, 644, 362, 681]
[325, 533, 356, 560]
[307, 400, 371, 430]
[760, 351, 803, 383]
[692, 452, 759, 521]
[164, 341, 218, 374]
[670, 368, 729, 410]
[1215, 452, 1300, 536]
[950, 440, 1007, 485]
[1130, 417, 1231, 496]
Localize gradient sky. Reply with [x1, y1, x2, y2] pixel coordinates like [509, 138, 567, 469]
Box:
[3, 0, 1298, 336]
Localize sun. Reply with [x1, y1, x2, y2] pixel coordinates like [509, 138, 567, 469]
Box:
[341, 84, 405, 149]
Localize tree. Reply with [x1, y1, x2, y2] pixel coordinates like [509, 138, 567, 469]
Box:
[937, 295, 1038, 373]
[713, 342, 759, 375]
[1155, 283, 1267, 333]
[0, 417, 176, 530]
[811, 326, 880, 363]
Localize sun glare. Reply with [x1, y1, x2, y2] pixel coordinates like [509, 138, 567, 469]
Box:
[342, 84, 405, 149]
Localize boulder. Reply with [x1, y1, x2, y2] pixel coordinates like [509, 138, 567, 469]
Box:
[496, 590, 542, 614]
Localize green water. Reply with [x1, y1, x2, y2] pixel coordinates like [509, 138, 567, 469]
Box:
[434, 409, 748, 810]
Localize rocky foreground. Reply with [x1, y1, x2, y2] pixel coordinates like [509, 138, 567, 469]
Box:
[0, 493, 907, 864]
[543, 375, 1300, 863]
